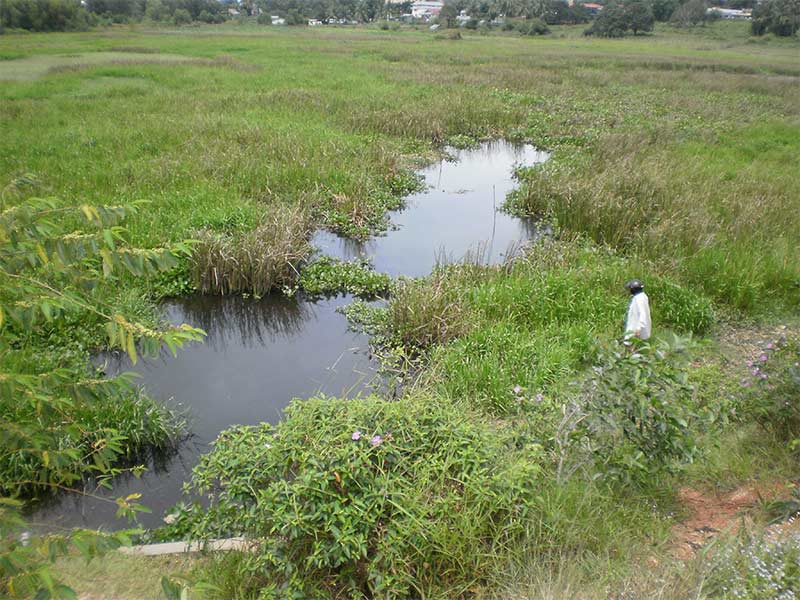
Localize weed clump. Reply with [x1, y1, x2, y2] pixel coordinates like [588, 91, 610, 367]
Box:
[191, 204, 312, 296]
[172, 396, 542, 598]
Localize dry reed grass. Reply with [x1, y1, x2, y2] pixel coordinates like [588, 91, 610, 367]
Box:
[191, 203, 312, 295]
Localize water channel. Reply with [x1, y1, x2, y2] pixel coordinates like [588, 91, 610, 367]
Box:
[32, 141, 549, 531]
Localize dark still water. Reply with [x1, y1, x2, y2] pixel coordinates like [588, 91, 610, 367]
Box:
[32, 142, 548, 531]
[314, 142, 549, 277]
[31, 295, 378, 530]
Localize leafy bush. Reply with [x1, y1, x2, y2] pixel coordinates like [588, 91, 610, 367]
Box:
[740, 333, 800, 443]
[518, 18, 550, 35]
[298, 256, 391, 298]
[576, 335, 701, 484]
[0, 196, 203, 598]
[175, 396, 542, 598]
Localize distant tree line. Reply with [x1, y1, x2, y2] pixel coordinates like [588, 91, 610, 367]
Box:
[1, 0, 796, 35]
[255, 0, 391, 22]
[0, 0, 229, 30]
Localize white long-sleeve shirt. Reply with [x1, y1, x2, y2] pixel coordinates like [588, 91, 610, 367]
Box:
[625, 292, 651, 340]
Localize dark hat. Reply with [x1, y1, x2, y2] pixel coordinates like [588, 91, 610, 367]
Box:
[624, 279, 644, 291]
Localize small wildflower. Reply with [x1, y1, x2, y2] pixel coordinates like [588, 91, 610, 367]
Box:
[766, 342, 774, 350]
[371, 435, 383, 447]
[746, 361, 754, 367]
[351, 431, 361, 441]
[536, 392, 544, 402]
[760, 354, 768, 362]
[513, 385, 523, 395]
[761, 373, 767, 379]
[741, 378, 750, 388]
[753, 368, 760, 376]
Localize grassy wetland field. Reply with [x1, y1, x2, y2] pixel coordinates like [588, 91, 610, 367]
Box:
[2, 19, 800, 599]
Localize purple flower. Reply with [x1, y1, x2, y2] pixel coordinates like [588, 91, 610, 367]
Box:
[513, 385, 523, 395]
[371, 435, 383, 447]
[752, 368, 759, 376]
[766, 342, 774, 350]
[760, 354, 768, 362]
[536, 393, 544, 402]
[352, 431, 361, 441]
[760, 373, 767, 380]
[746, 361, 753, 367]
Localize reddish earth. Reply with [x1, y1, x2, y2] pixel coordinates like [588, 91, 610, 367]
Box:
[670, 484, 786, 560]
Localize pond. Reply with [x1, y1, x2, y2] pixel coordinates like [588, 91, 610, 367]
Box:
[31, 141, 548, 530]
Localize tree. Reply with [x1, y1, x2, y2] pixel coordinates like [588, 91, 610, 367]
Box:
[670, 0, 707, 27]
[544, 0, 589, 24]
[752, 0, 800, 36]
[626, 0, 654, 33]
[0, 187, 203, 598]
[651, 0, 679, 20]
[173, 7, 192, 23]
[0, 0, 92, 32]
[585, 0, 654, 36]
[439, 3, 459, 26]
[585, 1, 629, 36]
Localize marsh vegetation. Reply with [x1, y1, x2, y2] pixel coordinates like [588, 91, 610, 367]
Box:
[1, 19, 799, 600]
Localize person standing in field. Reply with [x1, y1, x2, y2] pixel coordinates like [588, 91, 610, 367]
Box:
[624, 279, 651, 342]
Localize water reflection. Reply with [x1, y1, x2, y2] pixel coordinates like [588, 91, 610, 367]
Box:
[312, 142, 550, 277]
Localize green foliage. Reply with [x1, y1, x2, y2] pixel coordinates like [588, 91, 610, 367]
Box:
[740, 333, 800, 443]
[517, 18, 550, 35]
[0, 0, 92, 32]
[585, 0, 655, 36]
[173, 396, 542, 598]
[380, 241, 715, 414]
[0, 195, 203, 598]
[576, 335, 702, 484]
[172, 7, 191, 24]
[670, 0, 709, 27]
[652, 0, 681, 21]
[1, 497, 135, 600]
[752, 0, 800, 36]
[298, 256, 392, 298]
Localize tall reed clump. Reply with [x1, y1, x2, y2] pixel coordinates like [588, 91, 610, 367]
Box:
[191, 204, 313, 296]
[387, 268, 476, 351]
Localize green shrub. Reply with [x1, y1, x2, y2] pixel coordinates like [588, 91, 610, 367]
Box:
[518, 18, 550, 35]
[740, 333, 800, 443]
[176, 396, 542, 598]
[576, 335, 702, 484]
